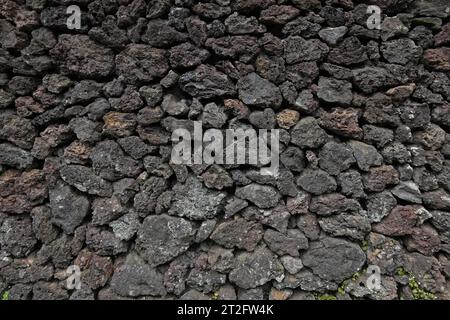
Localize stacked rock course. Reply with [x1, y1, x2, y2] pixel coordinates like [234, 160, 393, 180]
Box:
[1, 0, 450, 300]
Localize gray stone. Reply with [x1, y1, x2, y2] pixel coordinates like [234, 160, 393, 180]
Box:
[291, 117, 329, 148]
[318, 26, 347, 45]
[229, 247, 284, 289]
[309, 193, 361, 216]
[211, 217, 263, 251]
[142, 19, 188, 47]
[302, 237, 366, 283]
[366, 191, 397, 223]
[0, 216, 37, 258]
[202, 103, 228, 128]
[337, 170, 365, 198]
[179, 64, 236, 99]
[235, 183, 281, 208]
[263, 229, 308, 256]
[284, 36, 329, 64]
[136, 214, 196, 266]
[59, 165, 112, 197]
[170, 175, 226, 220]
[318, 213, 371, 240]
[249, 108, 276, 129]
[317, 77, 352, 106]
[0, 143, 34, 169]
[186, 268, 226, 293]
[195, 219, 217, 243]
[392, 181, 422, 204]
[90, 140, 142, 181]
[50, 35, 114, 78]
[111, 252, 166, 297]
[109, 213, 140, 241]
[169, 42, 210, 68]
[237, 72, 282, 108]
[294, 89, 319, 113]
[49, 182, 90, 234]
[297, 169, 337, 195]
[280, 256, 304, 274]
[380, 39, 422, 65]
[348, 140, 383, 171]
[275, 269, 338, 292]
[319, 141, 355, 175]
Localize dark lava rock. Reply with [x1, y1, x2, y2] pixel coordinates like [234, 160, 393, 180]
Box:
[49, 181, 89, 234]
[0, 216, 37, 258]
[229, 246, 284, 289]
[50, 35, 114, 78]
[235, 183, 281, 208]
[318, 141, 355, 176]
[0, 143, 34, 169]
[170, 176, 226, 220]
[302, 237, 366, 283]
[263, 229, 308, 256]
[179, 64, 236, 99]
[59, 165, 112, 197]
[136, 214, 196, 266]
[291, 117, 329, 148]
[297, 169, 337, 195]
[116, 44, 169, 84]
[317, 77, 352, 106]
[210, 217, 263, 251]
[320, 108, 363, 139]
[373, 205, 418, 236]
[237, 72, 282, 108]
[111, 252, 166, 297]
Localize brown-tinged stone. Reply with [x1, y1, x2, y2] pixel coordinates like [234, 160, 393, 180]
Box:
[406, 225, 441, 256]
[373, 205, 418, 236]
[320, 108, 362, 139]
[363, 165, 400, 192]
[423, 48, 450, 71]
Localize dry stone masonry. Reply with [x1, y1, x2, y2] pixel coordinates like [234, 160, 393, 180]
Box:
[0, 0, 450, 300]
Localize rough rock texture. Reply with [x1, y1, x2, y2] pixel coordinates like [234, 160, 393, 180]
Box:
[1, 0, 450, 301]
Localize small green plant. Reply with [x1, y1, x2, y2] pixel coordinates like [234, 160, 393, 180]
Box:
[1, 291, 9, 301]
[337, 280, 348, 295]
[396, 267, 436, 300]
[352, 271, 362, 281]
[211, 291, 219, 300]
[408, 276, 436, 300]
[318, 294, 337, 300]
[396, 267, 407, 277]
[360, 240, 368, 252]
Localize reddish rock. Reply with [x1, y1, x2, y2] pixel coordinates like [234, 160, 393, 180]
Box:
[0, 170, 48, 214]
[15, 96, 44, 117]
[259, 5, 300, 25]
[435, 23, 450, 46]
[373, 205, 418, 236]
[223, 99, 250, 119]
[423, 48, 450, 71]
[363, 165, 400, 192]
[75, 249, 114, 290]
[406, 225, 441, 256]
[320, 108, 363, 139]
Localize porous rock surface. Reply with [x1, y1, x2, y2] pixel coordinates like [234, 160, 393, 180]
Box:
[0, 0, 450, 300]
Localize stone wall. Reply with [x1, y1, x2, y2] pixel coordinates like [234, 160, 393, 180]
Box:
[0, 0, 450, 300]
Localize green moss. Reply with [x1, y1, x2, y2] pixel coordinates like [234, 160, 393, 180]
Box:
[396, 267, 407, 277]
[1, 291, 9, 301]
[352, 271, 361, 281]
[360, 240, 368, 252]
[408, 276, 436, 300]
[337, 280, 348, 295]
[211, 292, 219, 300]
[396, 267, 436, 300]
[318, 294, 337, 300]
